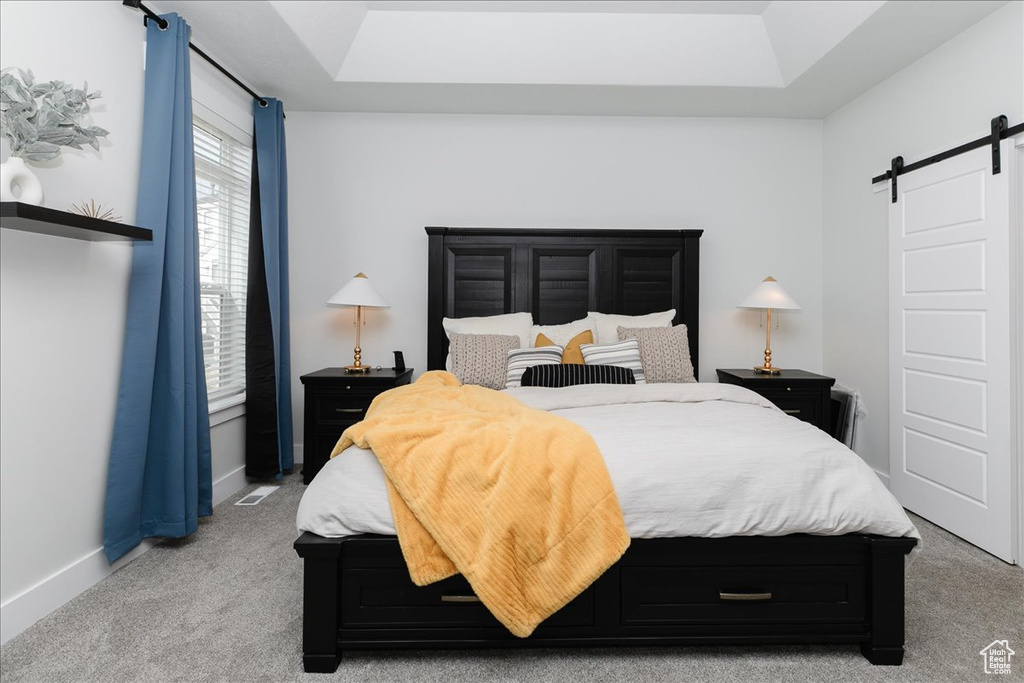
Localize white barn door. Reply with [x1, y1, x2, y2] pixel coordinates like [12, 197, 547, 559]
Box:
[889, 141, 1014, 562]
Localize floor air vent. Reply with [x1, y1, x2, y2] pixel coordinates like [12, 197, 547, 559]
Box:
[234, 485, 280, 506]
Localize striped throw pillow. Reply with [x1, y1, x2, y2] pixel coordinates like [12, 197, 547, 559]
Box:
[521, 364, 635, 388]
[579, 338, 647, 384]
[505, 346, 563, 388]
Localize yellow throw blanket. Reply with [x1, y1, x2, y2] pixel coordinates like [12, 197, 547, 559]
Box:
[330, 371, 630, 637]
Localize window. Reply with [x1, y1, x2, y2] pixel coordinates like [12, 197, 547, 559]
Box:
[194, 115, 252, 406]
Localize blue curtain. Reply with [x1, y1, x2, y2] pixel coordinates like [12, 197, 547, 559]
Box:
[245, 99, 293, 477]
[103, 13, 211, 563]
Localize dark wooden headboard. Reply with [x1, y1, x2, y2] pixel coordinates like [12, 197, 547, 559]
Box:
[426, 227, 703, 375]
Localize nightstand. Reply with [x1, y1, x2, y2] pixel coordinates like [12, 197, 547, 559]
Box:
[299, 367, 413, 484]
[716, 368, 835, 433]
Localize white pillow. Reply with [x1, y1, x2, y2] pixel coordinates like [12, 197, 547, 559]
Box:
[505, 346, 563, 388]
[443, 312, 533, 370]
[587, 309, 675, 344]
[579, 338, 646, 384]
[529, 317, 594, 347]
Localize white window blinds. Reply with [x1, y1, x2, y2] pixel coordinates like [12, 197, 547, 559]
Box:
[194, 115, 252, 405]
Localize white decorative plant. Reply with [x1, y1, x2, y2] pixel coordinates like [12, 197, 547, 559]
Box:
[0, 68, 108, 162]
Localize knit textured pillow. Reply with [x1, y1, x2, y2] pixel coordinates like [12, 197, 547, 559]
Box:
[617, 324, 695, 383]
[520, 364, 635, 388]
[505, 346, 563, 388]
[448, 333, 520, 390]
[579, 338, 646, 384]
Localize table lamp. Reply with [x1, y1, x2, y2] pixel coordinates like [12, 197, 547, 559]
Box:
[737, 276, 800, 375]
[327, 273, 390, 373]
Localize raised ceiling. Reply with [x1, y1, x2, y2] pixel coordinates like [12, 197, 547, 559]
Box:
[364, 2, 775, 15]
[148, 0, 1011, 117]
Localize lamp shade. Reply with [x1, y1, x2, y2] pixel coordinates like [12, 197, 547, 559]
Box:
[737, 276, 800, 311]
[326, 272, 390, 308]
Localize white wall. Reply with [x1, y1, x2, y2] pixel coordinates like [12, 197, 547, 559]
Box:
[0, 0, 250, 644]
[286, 113, 824, 452]
[821, 1, 1024, 477]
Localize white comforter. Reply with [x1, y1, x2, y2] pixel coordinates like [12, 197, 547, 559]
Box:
[296, 383, 920, 547]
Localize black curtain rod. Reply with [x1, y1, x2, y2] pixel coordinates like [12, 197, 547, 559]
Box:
[871, 117, 1023, 186]
[123, 0, 270, 109]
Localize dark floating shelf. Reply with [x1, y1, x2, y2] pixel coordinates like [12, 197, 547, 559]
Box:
[0, 201, 152, 242]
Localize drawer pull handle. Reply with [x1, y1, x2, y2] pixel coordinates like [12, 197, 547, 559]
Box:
[719, 591, 772, 602]
[783, 409, 801, 415]
[335, 408, 363, 414]
[441, 594, 481, 603]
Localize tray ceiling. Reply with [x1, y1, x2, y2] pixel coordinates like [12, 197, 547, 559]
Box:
[150, 0, 1011, 116]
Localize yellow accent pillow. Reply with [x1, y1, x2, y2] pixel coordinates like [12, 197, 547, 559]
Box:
[536, 330, 594, 365]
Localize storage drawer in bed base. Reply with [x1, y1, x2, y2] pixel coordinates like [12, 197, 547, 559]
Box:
[295, 533, 916, 673]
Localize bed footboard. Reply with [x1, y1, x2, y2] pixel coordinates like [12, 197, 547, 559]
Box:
[294, 533, 343, 673]
[294, 533, 916, 673]
[860, 536, 915, 665]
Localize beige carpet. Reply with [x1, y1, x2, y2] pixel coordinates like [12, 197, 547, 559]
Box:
[1, 473, 1021, 683]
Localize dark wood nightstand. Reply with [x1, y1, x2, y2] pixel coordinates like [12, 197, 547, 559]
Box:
[300, 367, 413, 484]
[716, 369, 835, 433]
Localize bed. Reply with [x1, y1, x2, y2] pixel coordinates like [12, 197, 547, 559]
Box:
[293, 227, 918, 673]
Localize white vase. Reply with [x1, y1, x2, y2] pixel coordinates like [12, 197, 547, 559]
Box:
[0, 156, 44, 205]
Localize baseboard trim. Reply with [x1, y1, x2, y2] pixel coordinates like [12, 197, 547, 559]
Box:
[872, 467, 891, 489]
[293, 443, 303, 466]
[0, 538, 157, 645]
[1, 465, 250, 645]
[212, 464, 248, 507]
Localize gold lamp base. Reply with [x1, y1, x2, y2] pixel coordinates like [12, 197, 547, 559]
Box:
[344, 337, 372, 373]
[752, 307, 783, 375]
